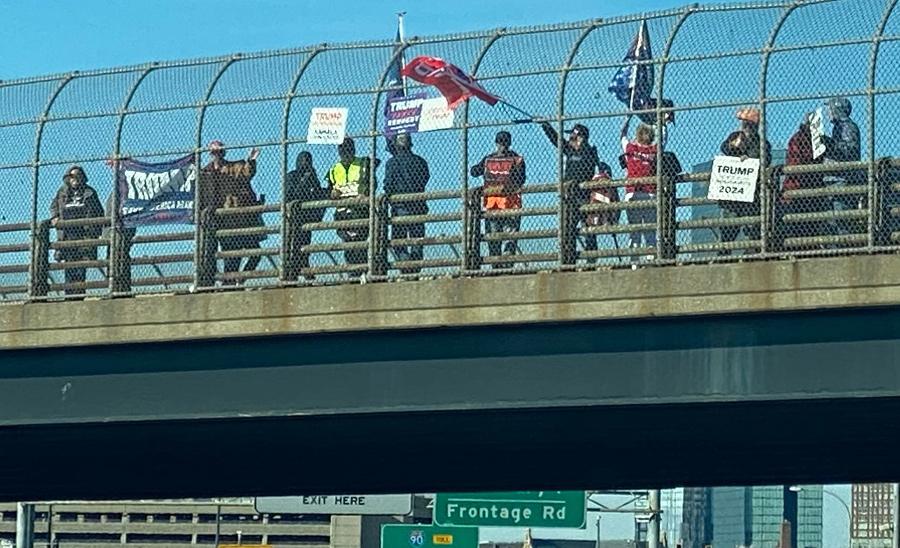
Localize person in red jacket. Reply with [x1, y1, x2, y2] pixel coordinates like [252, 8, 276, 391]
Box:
[620, 116, 659, 252]
[781, 111, 826, 246]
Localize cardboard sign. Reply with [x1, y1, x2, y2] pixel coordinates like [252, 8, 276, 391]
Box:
[810, 108, 826, 160]
[417, 97, 455, 132]
[307, 107, 348, 144]
[707, 155, 760, 203]
[385, 93, 427, 137]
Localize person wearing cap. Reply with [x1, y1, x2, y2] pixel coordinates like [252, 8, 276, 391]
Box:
[540, 121, 607, 260]
[49, 165, 105, 295]
[620, 115, 660, 254]
[780, 111, 827, 247]
[384, 133, 430, 273]
[470, 130, 525, 268]
[326, 137, 379, 269]
[199, 140, 263, 283]
[717, 107, 771, 252]
[822, 96, 864, 236]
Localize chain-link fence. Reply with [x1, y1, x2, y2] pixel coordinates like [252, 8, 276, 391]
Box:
[3, 0, 900, 301]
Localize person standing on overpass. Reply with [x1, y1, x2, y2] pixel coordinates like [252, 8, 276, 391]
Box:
[470, 130, 525, 269]
[384, 133, 430, 273]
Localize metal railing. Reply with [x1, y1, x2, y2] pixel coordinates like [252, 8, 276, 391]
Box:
[2, 0, 900, 301]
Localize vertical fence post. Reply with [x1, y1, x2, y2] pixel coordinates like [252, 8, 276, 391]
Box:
[368, 41, 415, 280]
[282, 200, 302, 281]
[655, 6, 695, 261]
[465, 187, 484, 270]
[29, 74, 75, 300]
[30, 221, 50, 298]
[759, 2, 802, 256]
[868, 0, 898, 248]
[280, 47, 325, 284]
[111, 65, 155, 296]
[460, 32, 504, 273]
[194, 57, 238, 290]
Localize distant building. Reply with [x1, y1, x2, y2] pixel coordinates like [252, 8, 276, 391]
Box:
[851, 484, 894, 548]
[710, 486, 822, 548]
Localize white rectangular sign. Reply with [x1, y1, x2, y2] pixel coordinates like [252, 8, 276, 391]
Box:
[810, 108, 826, 160]
[255, 494, 412, 515]
[307, 107, 349, 144]
[417, 97, 455, 132]
[707, 155, 760, 203]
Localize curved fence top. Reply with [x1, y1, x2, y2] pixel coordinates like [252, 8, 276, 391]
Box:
[1, 0, 900, 301]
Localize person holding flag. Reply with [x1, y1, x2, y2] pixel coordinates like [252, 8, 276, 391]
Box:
[540, 121, 611, 261]
[609, 21, 674, 146]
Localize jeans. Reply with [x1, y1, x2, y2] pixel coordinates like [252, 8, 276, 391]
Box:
[625, 191, 657, 249]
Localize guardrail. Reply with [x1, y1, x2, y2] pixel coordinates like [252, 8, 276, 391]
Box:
[3, 0, 900, 301]
[1, 157, 897, 301]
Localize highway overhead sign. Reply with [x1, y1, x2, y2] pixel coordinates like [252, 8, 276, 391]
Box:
[434, 491, 586, 528]
[255, 494, 412, 515]
[382, 524, 478, 548]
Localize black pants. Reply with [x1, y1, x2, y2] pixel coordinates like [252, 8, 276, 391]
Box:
[58, 247, 96, 296]
[335, 207, 369, 267]
[219, 235, 261, 277]
[719, 201, 761, 245]
[391, 222, 425, 266]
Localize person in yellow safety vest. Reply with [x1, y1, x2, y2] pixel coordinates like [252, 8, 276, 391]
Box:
[326, 137, 379, 268]
[470, 130, 525, 269]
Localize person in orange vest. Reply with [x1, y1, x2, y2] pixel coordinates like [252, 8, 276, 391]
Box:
[470, 131, 525, 269]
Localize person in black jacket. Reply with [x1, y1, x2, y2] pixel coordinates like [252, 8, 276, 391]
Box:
[718, 108, 772, 251]
[384, 133, 430, 272]
[541, 122, 605, 259]
[49, 165, 105, 295]
[285, 151, 326, 276]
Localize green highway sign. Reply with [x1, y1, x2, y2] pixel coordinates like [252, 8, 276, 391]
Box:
[434, 491, 586, 528]
[382, 524, 478, 548]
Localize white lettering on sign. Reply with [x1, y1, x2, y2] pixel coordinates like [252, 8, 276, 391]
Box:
[445, 503, 535, 524]
[255, 495, 412, 515]
[707, 155, 760, 203]
[306, 107, 349, 145]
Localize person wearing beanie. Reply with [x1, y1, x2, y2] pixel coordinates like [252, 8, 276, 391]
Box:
[49, 165, 104, 296]
[470, 130, 525, 269]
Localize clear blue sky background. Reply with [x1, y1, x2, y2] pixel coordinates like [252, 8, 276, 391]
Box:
[2, 0, 689, 79]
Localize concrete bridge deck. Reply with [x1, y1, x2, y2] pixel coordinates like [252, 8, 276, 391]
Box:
[0, 255, 899, 501]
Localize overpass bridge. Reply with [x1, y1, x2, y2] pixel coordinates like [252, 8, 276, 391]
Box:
[2, 254, 900, 501]
[2, 0, 900, 501]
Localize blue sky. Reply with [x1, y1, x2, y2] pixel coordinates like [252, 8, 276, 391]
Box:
[2, 0, 689, 79]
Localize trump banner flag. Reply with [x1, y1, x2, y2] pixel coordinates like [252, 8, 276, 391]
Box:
[401, 56, 499, 109]
[116, 154, 196, 227]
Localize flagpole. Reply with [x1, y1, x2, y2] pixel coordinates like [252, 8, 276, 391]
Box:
[397, 12, 407, 95]
[629, 20, 645, 111]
